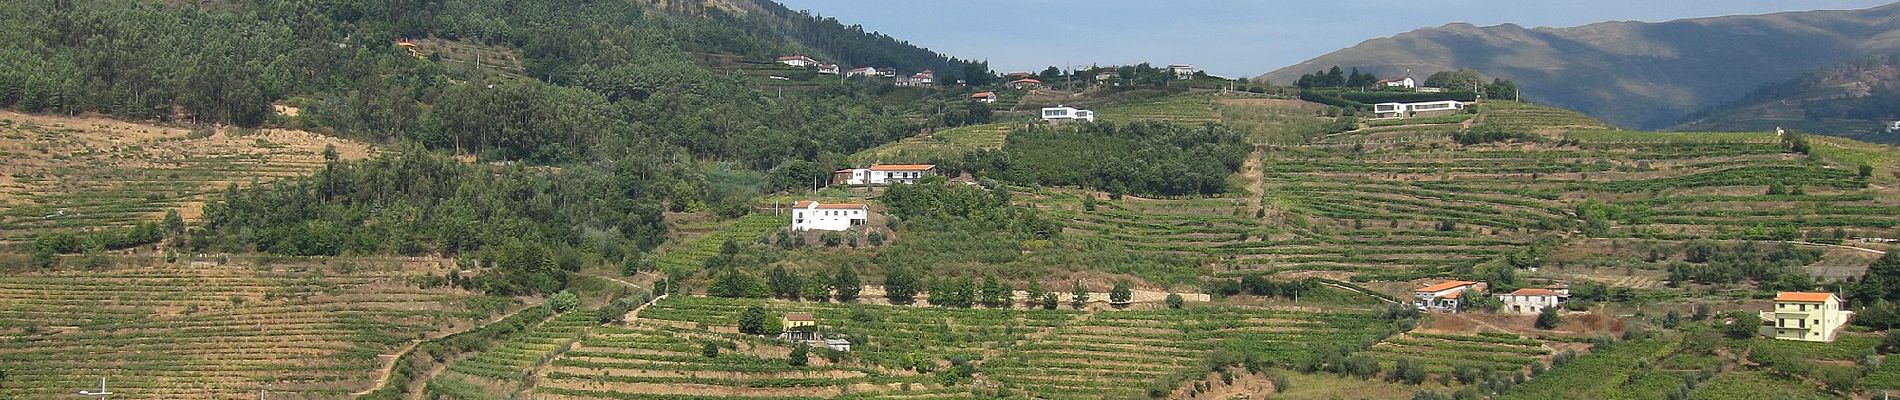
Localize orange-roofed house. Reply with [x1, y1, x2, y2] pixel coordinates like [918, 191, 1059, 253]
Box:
[971, 91, 997, 103]
[1009, 78, 1043, 89]
[1413, 280, 1486, 312]
[1760, 292, 1851, 342]
[834, 164, 936, 186]
[1498, 287, 1569, 314]
[791, 201, 867, 232]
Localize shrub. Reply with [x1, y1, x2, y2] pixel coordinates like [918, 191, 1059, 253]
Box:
[548, 291, 581, 313]
[738, 305, 769, 335]
[1535, 307, 1561, 329]
[1724, 312, 1760, 339]
[789, 343, 809, 366]
[1166, 293, 1184, 309]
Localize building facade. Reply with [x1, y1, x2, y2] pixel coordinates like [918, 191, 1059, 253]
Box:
[1373, 100, 1466, 119]
[1498, 288, 1567, 314]
[1413, 280, 1486, 312]
[834, 164, 936, 185]
[1040, 106, 1095, 123]
[790, 201, 867, 232]
[1759, 292, 1853, 342]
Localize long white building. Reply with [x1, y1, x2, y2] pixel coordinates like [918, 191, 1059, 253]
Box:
[1373, 100, 1466, 119]
[1040, 106, 1095, 123]
[790, 201, 867, 232]
[834, 164, 936, 185]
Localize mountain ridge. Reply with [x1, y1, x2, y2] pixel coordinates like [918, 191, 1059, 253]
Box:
[1262, 3, 1900, 129]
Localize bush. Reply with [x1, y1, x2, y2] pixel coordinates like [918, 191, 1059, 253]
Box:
[702, 342, 719, 358]
[1535, 307, 1561, 329]
[1166, 293, 1184, 309]
[789, 343, 809, 366]
[1724, 312, 1760, 339]
[738, 306, 770, 335]
[548, 291, 581, 313]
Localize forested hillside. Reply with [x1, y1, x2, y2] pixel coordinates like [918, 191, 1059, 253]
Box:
[1676, 55, 1900, 144]
[0, 0, 979, 165]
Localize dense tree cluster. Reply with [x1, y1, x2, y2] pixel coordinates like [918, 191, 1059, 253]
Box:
[1663, 240, 1821, 289]
[192, 148, 669, 295]
[990, 122, 1250, 197]
[0, 0, 960, 168]
[1295, 66, 1379, 89]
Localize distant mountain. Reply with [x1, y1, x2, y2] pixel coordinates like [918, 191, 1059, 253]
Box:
[1261, 3, 1900, 129]
[1674, 55, 1900, 144]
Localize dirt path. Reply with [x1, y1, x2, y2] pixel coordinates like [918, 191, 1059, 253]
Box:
[1240, 145, 1267, 210]
[1789, 241, 1887, 255]
[1316, 281, 1398, 305]
[351, 301, 544, 397]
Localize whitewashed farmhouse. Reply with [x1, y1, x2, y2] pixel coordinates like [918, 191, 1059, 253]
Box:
[834, 164, 936, 185]
[790, 201, 867, 232]
[1413, 280, 1486, 312]
[1759, 292, 1853, 342]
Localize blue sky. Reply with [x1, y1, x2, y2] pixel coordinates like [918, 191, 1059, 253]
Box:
[775, 0, 1895, 78]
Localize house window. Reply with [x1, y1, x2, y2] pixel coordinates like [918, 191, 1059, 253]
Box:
[1799, 304, 1806, 312]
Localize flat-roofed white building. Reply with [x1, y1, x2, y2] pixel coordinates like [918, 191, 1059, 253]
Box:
[1040, 106, 1095, 123]
[1373, 100, 1466, 119]
[790, 201, 867, 232]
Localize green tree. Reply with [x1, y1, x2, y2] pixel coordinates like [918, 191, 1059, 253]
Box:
[1879, 330, 1900, 354]
[1166, 293, 1184, 309]
[702, 342, 719, 358]
[884, 266, 918, 304]
[162, 209, 185, 236]
[1860, 164, 1875, 178]
[1110, 280, 1133, 304]
[738, 305, 769, 335]
[766, 266, 801, 300]
[1070, 281, 1089, 309]
[800, 271, 831, 302]
[979, 275, 1008, 308]
[833, 265, 861, 302]
[1725, 312, 1760, 339]
[1535, 307, 1561, 329]
[789, 342, 810, 366]
[1024, 280, 1046, 308]
[549, 291, 581, 313]
[322, 143, 339, 162]
[709, 269, 768, 298]
[1041, 292, 1059, 310]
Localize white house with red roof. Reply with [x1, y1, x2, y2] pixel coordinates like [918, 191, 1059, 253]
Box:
[1498, 287, 1570, 314]
[1759, 291, 1852, 342]
[1009, 78, 1042, 89]
[1379, 76, 1417, 89]
[834, 164, 936, 185]
[1413, 280, 1487, 312]
[971, 91, 997, 103]
[817, 63, 840, 75]
[847, 67, 880, 77]
[777, 55, 818, 67]
[791, 201, 867, 232]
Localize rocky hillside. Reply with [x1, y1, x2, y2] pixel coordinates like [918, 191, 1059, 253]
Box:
[1675, 55, 1900, 144]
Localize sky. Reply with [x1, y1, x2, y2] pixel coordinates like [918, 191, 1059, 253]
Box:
[774, 0, 1895, 78]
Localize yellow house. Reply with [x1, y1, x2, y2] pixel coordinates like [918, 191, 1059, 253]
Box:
[782, 312, 817, 330]
[1758, 292, 1853, 342]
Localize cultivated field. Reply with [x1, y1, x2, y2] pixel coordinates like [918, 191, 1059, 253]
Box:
[0, 111, 373, 247]
[0, 257, 498, 399]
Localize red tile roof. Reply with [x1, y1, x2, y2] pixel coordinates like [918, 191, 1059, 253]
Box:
[1776, 292, 1836, 303]
[971, 92, 995, 98]
[1509, 288, 1560, 296]
[1415, 280, 1478, 293]
[1011, 78, 1042, 84]
[784, 312, 815, 321]
[869, 164, 935, 171]
[1442, 291, 1464, 299]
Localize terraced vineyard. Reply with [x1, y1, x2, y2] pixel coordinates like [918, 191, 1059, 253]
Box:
[0, 111, 373, 247]
[984, 307, 1393, 399]
[849, 122, 1013, 164]
[1361, 332, 1551, 374]
[0, 258, 493, 399]
[1094, 94, 1222, 125]
[654, 213, 784, 273]
[428, 309, 597, 398]
[538, 295, 1395, 399]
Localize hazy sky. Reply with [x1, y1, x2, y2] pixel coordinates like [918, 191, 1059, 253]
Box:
[775, 0, 1895, 78]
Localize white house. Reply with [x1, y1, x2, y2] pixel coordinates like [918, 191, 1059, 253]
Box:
[1759, 292, 1853, 342]
[823, 338, 852, 352]
[971, 91, 997, 103]
[895, 71, 935, 87]
[834, 164, 937, 185]
[1379, 76, 1417, 89]
[790, 201, 867, 232]
[777, 55, 817, 67]
[1009, 78, 1042, 89]
[816, 63, 840, 75]
[1167, 64, 1196, 79]
[1498, 288, 1568, 314]
[1413, 280, 1487, 312]
[846, 67, 880, 77]
[1373, 100, 1466, 119]
[1040, 106, 1095, 123]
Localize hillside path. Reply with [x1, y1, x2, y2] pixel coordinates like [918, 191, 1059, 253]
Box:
[1790, 241, 1887, 255]
[351, 300, 544, 397]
